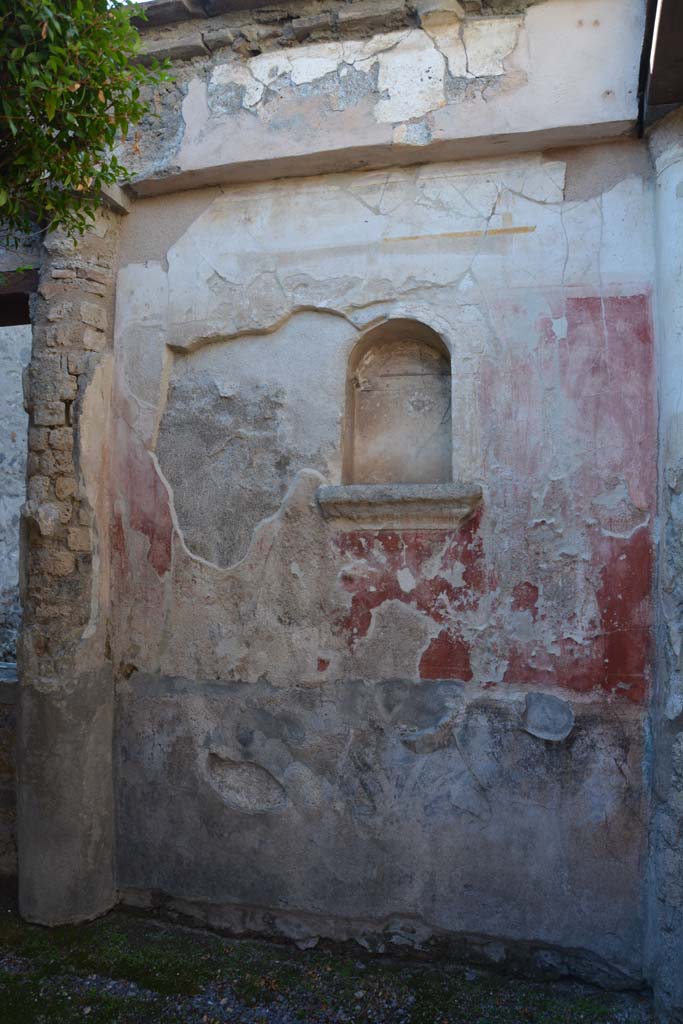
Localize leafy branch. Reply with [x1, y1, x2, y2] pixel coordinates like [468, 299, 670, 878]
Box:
[0, 0, 170, 244]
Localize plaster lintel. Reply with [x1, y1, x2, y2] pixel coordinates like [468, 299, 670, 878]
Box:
[317, 482, 483, 530]
[127, 120, 636, 198]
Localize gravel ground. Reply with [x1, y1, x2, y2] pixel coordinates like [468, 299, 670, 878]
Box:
[0, 907, 654, 1024]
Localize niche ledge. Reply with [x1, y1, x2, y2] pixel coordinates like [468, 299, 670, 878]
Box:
[317, 483, 483, 531]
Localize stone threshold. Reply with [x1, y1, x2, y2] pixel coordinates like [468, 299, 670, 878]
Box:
[316, 482, 482, 530]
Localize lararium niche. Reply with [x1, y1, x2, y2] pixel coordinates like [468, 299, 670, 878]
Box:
[319, 319, 482, 529]
[343, 319, 452, 485]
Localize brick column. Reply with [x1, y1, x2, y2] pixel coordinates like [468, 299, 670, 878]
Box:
[17, 210, 120, 924]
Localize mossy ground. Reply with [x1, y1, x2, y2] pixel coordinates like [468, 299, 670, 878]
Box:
[0, 906, 653, 1024]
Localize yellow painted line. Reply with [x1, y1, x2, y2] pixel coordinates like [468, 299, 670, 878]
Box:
[383, 225, 537, 243]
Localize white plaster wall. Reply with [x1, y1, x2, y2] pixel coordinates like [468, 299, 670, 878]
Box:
[0, 325, 30, 662]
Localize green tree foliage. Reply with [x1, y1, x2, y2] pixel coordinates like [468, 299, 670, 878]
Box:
[0, 0, 168, 243]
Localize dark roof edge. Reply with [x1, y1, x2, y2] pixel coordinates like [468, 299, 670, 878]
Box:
[133, 0, 291, 29]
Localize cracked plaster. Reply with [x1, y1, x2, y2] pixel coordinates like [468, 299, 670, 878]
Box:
[8, 1, 679, 1007]
[113, 146, 656, 710]
[118, 0, 644, 196]
[204, 19, 523, 124]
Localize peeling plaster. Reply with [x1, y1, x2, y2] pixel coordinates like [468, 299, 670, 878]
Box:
[118, 0, 643, 196]
[110, 137, 656, 981]
[206, 21, 523, 126]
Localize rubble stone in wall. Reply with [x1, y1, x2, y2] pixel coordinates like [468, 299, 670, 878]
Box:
[17, 211, 120, 926]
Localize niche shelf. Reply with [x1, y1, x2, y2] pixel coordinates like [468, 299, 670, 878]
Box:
[317, 482, 483, 531]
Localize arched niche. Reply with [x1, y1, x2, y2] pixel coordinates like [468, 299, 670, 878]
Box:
[342, 319, 452, 485]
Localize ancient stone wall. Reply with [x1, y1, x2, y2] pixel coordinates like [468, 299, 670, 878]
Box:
[17, 212, 120, 925]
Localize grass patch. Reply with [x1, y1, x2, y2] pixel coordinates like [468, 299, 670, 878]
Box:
[0, 910, 221, 995]
[0, 909, 653, 1024]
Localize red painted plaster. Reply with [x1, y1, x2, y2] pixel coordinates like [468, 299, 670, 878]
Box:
[419, 631, 473, 681]
[113, 424, 173, 578]
[335, 510, 488, 649]
[111, 511, 127, 563]
[127, 451, 173, 577]
[512, 581, 539, 621]
[333, 294, 655, 704]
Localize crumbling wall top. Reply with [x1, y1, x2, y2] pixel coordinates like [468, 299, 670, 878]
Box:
[135, 0, 541, 31]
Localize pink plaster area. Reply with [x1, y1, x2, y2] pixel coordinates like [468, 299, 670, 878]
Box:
[111, 425, 173, 578]
[502, 527, 653, 703]
[333, 294, 655, 704]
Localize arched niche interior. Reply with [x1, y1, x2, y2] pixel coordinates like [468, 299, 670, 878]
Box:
[343, 319, 452, 485]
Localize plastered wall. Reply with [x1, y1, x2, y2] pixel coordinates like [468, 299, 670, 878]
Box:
[646, 108, 683, 1024]
[0, 325, 30, 662]
[111, 139, 657, 981]
[122, 0, 645, 194]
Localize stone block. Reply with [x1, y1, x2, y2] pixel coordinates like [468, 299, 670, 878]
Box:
[29, 428, 49, 453]
[317, 483, 483, 530]
[202, 26, 236, 53]
[51, 269, 76, 281]
[83, 328, 106, 352]
[33, 402, 65, 427]
[415, 0, 465, 28]
[77, 267, 111, 286]
[57, 502, 73, 526]
[101, 184, 132, 216]
[34, 547, 75, 577]
[139, 32, 208, 64]
[67, 527, 91, 553]
[46, 302, 74, 323]
[27, 476, 50, 503]
[40, 449, 73, 479]
[337, 0, 409, 34]
[291, 13, 334, 41]
[39, 281, 72, 302]
[28, 356, 77, 403]
[80, 302, 108, 332]
[67, 352, 93, 376]
[48, 428, 73, 452]
[44, 321, 85, 349]
[55, 476, 77, 500]
[80, 280, 107, 298]
[22, 501, 61, 538]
